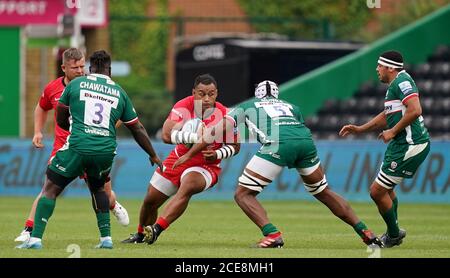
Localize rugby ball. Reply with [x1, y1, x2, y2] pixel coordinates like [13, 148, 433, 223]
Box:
[181, 118, 204, 148]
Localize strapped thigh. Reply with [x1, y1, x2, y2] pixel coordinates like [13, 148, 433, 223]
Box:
[238, 156, 282, 192]
[375, 170, 403, 189]
[297, 162, 327, 195]
[303, 175, 328, 195]
[297, 162, 320, 176]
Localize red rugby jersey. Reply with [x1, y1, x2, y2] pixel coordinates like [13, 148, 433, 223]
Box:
[167, 96, 236, 165]
[38, 76, 70, 154]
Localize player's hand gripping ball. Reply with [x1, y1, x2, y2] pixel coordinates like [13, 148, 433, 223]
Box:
[181, 118, 205, 148]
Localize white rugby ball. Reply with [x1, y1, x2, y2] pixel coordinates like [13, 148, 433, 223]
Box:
[181, 118, 204, 148]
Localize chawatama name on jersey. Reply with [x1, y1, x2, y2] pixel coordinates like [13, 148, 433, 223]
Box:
[79, 81, 120, 98]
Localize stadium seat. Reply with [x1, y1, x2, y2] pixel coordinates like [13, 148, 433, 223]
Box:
[435, 80, 450, 97]
[421, 98, 435, 115]
[341, 99, 358, 113]
[356, 82, 377, 98]
[416, 79, 433, 96]
[319, 99, 340, 115]
[414, 63, 432, 79]
[305, 45, 450, 139]
[431, 62, 450, 79]
[428, 45, 450, 62]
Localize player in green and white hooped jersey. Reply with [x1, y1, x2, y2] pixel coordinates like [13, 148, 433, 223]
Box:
[340, 50, 430, 248]
[16, 50, 162, 250]
[176, 81, 383, 248]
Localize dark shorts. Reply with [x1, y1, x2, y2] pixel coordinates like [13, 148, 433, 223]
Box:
[48, 147, 114, 188]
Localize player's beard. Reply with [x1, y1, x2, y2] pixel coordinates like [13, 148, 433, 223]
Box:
[378, 72, 388, 83]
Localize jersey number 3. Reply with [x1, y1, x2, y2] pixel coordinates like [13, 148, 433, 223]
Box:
[80, 89, 118, 129]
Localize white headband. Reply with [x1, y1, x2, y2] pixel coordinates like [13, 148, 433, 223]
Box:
[378, 56, 403, 68]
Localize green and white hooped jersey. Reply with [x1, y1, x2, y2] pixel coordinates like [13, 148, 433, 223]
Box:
[228, 96, 312, 143]
[59, 73, 138, 154]
[384, 70, 430, 145]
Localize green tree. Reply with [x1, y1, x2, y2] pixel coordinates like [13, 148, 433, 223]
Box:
[238, 0, 372, 41]
[374, 0, 450, 40]
[109, 0, 170, 136]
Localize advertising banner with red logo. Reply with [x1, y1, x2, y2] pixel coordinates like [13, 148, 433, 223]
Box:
[0, 0, 67, 26]
[0, 0, 107, 27]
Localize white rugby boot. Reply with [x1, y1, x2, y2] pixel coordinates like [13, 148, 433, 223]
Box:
[111, 201, 129, 226]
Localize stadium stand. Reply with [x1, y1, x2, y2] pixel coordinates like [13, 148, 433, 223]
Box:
[306, 45, 450, 140]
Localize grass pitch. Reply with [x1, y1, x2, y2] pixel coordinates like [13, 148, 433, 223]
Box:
[1, 197, 449, 258]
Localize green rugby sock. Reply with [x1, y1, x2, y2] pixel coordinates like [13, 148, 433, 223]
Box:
[353, 221, 368, 239]
[261, 223, 279, 236]
[32, 196, 56, 239]
[381, 206, 399, 237]
[392, 197, 399, 221]
[96, 212, 111, 237]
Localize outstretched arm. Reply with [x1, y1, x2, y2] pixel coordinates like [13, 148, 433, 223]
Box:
[126, 120, 162, 170]
[340, 111, 387, 137]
